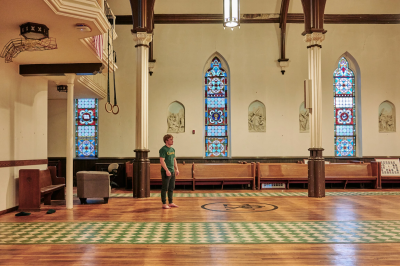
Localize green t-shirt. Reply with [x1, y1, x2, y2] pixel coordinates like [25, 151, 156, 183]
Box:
[159, 145, 175, 173]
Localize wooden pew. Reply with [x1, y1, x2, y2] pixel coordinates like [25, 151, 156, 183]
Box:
[193, 163, 256, 190]
[256, 162, 381, 190]
[257, 163, 307, 189]
[150, 163, 194, 190]
[325, 162, 381, 189]
[19, 166, 65, 212]
[125, 161, 133, 189]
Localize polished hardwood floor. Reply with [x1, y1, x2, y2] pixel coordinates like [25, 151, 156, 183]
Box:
[1, 188, 400, 265]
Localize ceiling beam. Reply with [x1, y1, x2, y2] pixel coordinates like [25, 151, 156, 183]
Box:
[278, 0, 290, 65]
[129, 0, 156, 33]
[19, 63, 103, 76]
[114, 14, 400, 25]
[301, 0, 327, 35]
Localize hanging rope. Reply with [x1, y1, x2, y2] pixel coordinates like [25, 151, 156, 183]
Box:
[111, 50, 119, 114]
[105, 28, 112, 113]
[105, 25, 119, 114]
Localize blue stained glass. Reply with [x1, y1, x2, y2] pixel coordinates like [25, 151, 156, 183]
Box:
[335, 137, 355, 157]
[333, 57, 356, 157]
[75, 99, 98, 157]
[205, 137, 228, 157]
[206, 126, 227, 136]
[207, 98, 225, 108]
[333, 58, 354, 77]
[78, 126, 96, 137]
[205, 57, 228, 157]
[335, 125, 354, 136]
[78, 99, 96, 108]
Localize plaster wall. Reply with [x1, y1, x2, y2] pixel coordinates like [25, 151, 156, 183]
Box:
[48, 22, 400, 159]
[0, 62, 48, 211]
[48, 99, 67, 157]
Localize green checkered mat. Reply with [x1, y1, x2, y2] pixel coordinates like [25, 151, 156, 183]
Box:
[76, 191, 400, 198]
[1, 221, 400, 244]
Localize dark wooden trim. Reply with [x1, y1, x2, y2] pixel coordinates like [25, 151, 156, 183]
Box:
[115, 14, 400, 25]
[19, 63, 103, 76]
[0, 206, 18, 216]
[0, 159, 48, 168]
[279, 0, 290, 62]
[135, 44, 149, 48]
[301, 0, 327, 34]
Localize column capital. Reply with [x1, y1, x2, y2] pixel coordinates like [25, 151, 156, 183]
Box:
[132, 32, 152, 46]
[304, 32, 325, 46]
[65, 74, 76, 84]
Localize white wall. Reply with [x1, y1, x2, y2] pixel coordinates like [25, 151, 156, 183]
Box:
[48, 99, 67, 157]
[0, 62, 48, 212]
[48, 22, 400, 159]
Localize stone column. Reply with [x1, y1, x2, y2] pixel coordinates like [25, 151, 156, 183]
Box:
[305, 33, 325, 198]
[65, 74, 76, 209]
[132, 32, 152, 198]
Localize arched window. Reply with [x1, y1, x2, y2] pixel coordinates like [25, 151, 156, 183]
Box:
[75, 99, 98, 157]
[204, 57, 229, 157]
[334, 57, 356, 157]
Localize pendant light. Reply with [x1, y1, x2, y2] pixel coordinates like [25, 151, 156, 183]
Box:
[223, 0, 240, 30]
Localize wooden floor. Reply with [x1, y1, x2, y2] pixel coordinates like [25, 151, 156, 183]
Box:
[1, 188, 400, 265]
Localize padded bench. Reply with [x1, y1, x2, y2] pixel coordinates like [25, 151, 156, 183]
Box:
[257, 162, 381, 189]
[193, 163, 256, 190]
[19, 166, 65, 212]
[150, 163, 194, 190]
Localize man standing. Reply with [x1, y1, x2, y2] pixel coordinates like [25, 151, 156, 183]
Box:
[159, 134, 180, 209]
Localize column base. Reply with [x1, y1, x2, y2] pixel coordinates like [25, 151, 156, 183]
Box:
[308, 148, 325, 198]
[133, 149, 150, 198]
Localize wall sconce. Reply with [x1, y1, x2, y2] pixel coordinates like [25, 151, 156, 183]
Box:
[223, 0, 240, 30]
[20, 22, 49, 40]
[57, 85, 68, 93]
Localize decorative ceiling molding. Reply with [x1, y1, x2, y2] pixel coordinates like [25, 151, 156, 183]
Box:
[44, 0, 111, 34]
[114, 13, 400, 25]
[77, 75, 107, 99]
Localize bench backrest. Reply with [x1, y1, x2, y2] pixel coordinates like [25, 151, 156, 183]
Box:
[125, 162, 133, 178]
[325, 163, 373, 176]
[39, 169, 53, 188]
[258, 163, 307, 177]
[150, 163, 193, 178]
[194, 164, 254, 178]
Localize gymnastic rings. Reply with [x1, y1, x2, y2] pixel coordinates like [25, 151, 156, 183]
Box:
[112, 104, 119, 115]
[105, 102, 113, 113]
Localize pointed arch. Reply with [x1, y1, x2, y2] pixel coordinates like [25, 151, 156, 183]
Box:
[167, 101, 185, 133]
[248, 100, 266, 132]
[379, 101, 396, 133]
[333, 52, 361, 157]
[204, 52, 230, 157]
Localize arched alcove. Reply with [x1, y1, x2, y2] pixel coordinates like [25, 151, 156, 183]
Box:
[379, 101, 396, 133]
[167, 101, 185, 133]
[248, 100, 266, 132]
[299, 102, 309, 133]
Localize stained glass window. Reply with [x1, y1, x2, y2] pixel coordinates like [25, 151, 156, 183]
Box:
[205, 57, 228, 157]
[75, 99, 98, 157]
[334, 57, 356, 157]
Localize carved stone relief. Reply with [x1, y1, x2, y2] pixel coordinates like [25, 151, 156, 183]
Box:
[379, 101, 396, 133]
[167, 102, 185, 133]
[299, 102, 309, 133]
[248, 101, 266, 132]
